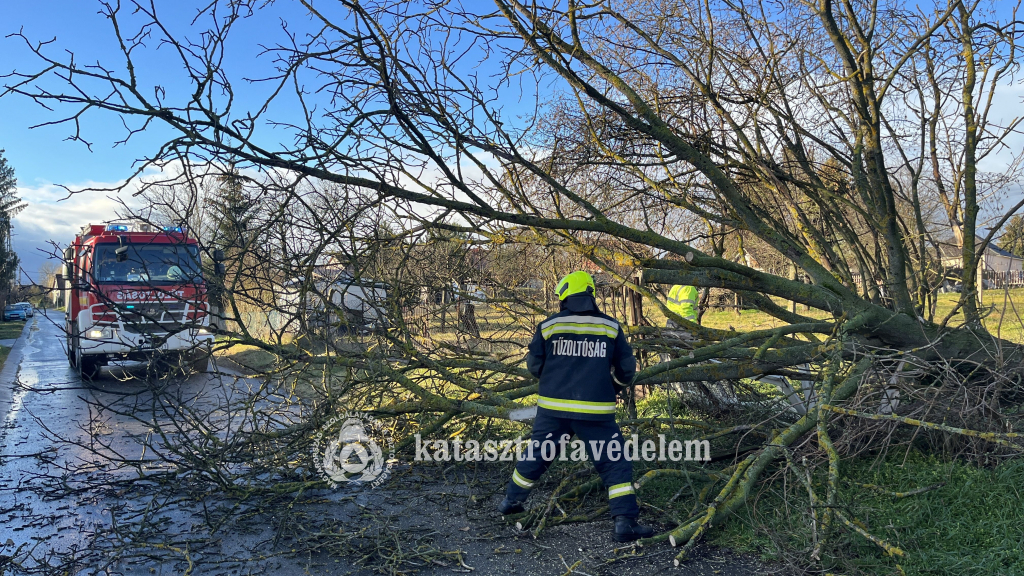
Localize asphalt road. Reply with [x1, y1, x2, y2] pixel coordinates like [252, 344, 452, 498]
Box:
[0, 311, 776, 576]
[0, 310, 272, 574]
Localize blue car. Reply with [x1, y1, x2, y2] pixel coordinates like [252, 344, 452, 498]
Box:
[3, 305, 27, 321]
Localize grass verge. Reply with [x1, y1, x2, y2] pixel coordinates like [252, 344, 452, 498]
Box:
[0, 320, 27, 340]
[215, 344, 280, 373]
[697, 450, 1024, 575]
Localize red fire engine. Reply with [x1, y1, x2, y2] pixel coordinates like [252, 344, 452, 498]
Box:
[59, 221, 220, 379]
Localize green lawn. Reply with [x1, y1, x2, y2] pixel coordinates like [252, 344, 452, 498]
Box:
[210, 289, 1024, 369]
[638, 289, 1024, 344]
[702, 451, 1024, 576]
[0, 320, 27, 373]
[0, 320, 27, 340]
[464, 289, 1024, 345]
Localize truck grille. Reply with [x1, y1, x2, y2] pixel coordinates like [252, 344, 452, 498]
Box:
[103, 303, 201, 334]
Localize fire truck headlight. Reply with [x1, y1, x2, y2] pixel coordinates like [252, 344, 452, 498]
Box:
[198, 328, 211, 335]
[87, 328, 113, 339]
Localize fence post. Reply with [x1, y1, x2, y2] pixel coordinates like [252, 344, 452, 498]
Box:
[620, 271, 647, 418]
[978, 263, 984, 307]
[622, 272, 646, 328]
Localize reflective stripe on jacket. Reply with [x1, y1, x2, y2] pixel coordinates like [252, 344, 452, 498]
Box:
[526, 295, 636, 421]
[667, 284, 698, 321]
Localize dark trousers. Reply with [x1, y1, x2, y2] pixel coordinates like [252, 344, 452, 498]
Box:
[505, 412, 639, 518]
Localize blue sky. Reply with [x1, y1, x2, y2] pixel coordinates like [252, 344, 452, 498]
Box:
[0, 0, 540, 279]
[1, 3, 132, 182]
[0, 0, 322, 277]
[1, 0, 1022, 280]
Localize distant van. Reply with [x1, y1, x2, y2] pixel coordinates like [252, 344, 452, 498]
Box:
[279, 271, 389, 332]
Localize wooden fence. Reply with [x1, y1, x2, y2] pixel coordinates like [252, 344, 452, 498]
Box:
[982, 270, 1024, 289]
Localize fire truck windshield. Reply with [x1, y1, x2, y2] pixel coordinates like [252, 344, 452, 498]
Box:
[93, 244, 202, 284]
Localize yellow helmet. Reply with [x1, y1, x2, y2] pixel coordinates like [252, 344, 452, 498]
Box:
[556, 271, 595, 300]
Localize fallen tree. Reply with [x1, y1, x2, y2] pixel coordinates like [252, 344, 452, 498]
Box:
[5, 0, 1024, 570]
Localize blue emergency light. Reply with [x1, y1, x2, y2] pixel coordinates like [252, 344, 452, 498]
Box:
[162, 226, 184, 233]
[106, 224, 130, 232]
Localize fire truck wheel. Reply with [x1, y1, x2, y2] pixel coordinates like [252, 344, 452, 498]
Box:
[180, 350, 210, 374]
[79, 356, 102, 381]
[68, 322, 79, 368]
[191, 356, 210, 373]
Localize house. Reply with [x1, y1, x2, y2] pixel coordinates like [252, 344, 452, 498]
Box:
[49, 274, 65, 306]
[939, 236, 1023, 273]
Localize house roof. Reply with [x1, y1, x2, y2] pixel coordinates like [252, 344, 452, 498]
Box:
[938, 236, 1022, 260]
[986, 242, 1019, 259]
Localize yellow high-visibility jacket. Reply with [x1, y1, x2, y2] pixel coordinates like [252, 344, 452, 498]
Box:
[667, 285, 698, 321]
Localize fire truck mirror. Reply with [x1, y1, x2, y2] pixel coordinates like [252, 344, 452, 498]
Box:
[115, 245, 129, 262]
[213, 249, 225, 262]
[63, 247, 75, 262]
[215, 262, 227, 276]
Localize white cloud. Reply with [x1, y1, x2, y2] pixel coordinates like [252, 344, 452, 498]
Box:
[8, 159, 234, 281]
[12, 180, 146, 283]
[17, 185, 134, 240]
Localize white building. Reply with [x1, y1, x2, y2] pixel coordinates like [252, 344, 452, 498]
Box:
[939, 236, 1023, 273]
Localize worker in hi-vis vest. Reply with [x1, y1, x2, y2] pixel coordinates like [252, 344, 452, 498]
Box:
[498, 271, 655, 542]
[666, 284, 699, 326]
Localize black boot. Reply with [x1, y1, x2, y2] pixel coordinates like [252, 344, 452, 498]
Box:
[613, 516, 655, 542]
[498, 497, 525, 515]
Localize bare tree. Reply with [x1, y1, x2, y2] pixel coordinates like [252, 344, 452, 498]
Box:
[4, 0, 1024, 567]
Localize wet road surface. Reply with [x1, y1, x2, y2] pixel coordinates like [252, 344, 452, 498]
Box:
[0, 310, 281, 574]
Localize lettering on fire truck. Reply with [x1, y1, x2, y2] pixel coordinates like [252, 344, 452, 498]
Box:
[114, 289, 187, 301]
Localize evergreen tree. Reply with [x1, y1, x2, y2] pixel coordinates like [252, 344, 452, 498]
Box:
[998, 215, 1024, 258]
[0, 150, 26, 302]
[206, 164, 255, 257]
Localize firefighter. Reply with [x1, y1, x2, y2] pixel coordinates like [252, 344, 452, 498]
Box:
[666, 284, 699, 326]
[95, 250, 124, 282]
[498, 271, 655, 542]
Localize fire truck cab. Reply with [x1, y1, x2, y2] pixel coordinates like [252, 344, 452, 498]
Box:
[60, 221, 217, 379]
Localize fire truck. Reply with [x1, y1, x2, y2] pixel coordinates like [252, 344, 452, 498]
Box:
[58, 221, 222, 379]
